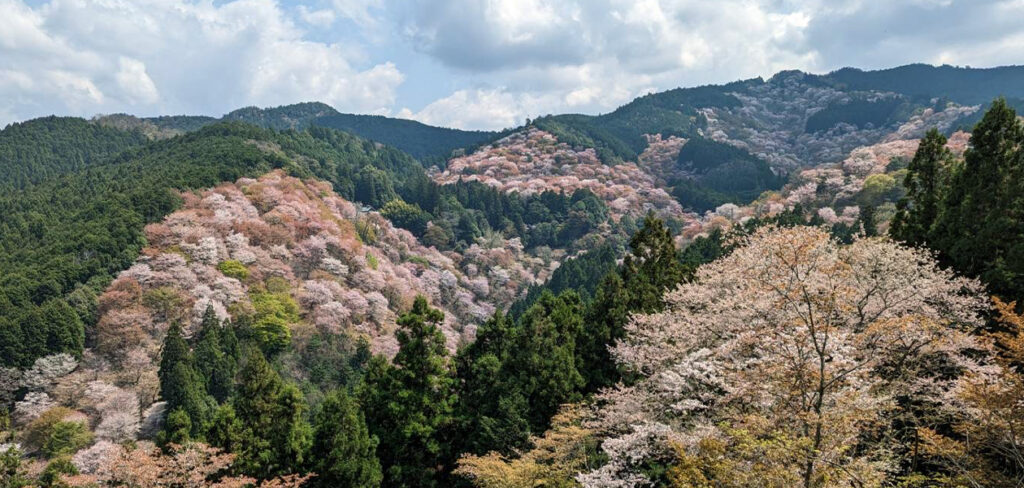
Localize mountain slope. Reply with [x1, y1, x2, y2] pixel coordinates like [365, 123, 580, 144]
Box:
[0, 122, 441, 367]
[313, 113, 498, 162]
[98, 170, 547, 361]
[136, 102, 501, 162]
[0, 116, 148, 189]
[819, 64, 1024, 105]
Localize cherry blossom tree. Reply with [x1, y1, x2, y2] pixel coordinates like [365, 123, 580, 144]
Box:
[20, 354, 78, 392]
[585, 226, 988, 488]
[84, 381, 140, 442]
[920, 297, 1024, 486]
[64, 442, 312, 487]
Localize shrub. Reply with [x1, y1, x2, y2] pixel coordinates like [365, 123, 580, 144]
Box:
[42, 421, 93, 458]
[22, 407, 75, 453]
[216, 260, 249, 281]
[39, 455, 79, 486]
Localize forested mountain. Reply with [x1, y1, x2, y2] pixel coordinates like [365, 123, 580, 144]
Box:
[131, 102, 501, 163]
[0, 117, 148, 189]
[818, 63, 1024, 104]
[0, 120, 619, 369]
[3, 64, 1024, 487]
[313, 113, 499, 163]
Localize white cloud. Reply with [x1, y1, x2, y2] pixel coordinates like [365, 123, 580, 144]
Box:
[115, 57, 159, 105]
[402, 88, 531, 130]
[3, 0, 1024, 131]
[332, 0, 383, 28]
[298, 6, 336, 27]
[389, 0, 824, 128]
[0, 0, 404, 125]
[391, 0, 1024, 129]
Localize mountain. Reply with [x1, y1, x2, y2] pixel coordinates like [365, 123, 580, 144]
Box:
[0, 121, 431, 367]
[313, 113, 498, 163]
[0, 119, 624, 369]
[0, 116, 148, 189]
[87, 64, 1024, 170]
[133, 101, 501, 163]
[4, 63, 1024, 487]
[97, 170, 546, 360]
[817, 63, 1024, 105]
[221, 101, 339, 130]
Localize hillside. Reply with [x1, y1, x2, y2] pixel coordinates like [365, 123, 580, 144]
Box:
[431, 128, 685, 220]
[131, 102, 501, 163]
[819, 63, 1024, 104]
[0, 119, 626, 370]
[4, 63, 1024, 487]
[0, 117, 148, 189]
[313, 113, 498, 163]
[99, 170, 548, 361]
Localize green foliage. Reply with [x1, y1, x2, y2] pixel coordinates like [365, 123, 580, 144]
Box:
[158, 321, 190, 401]
[248, 284, 300, 355]
[923, 98, 1024, 300]
[0, 117, 147, 190]
[162, 408, 193, 445]
[314, 113, 498, 162]
[22, 408, 78, 455]
[361, 296, 456, 487]
[0, 299, 85, 370]
[222, 102, 338, 130]
[509, 292, 586, 430]
[533, 115, 637, 163]
[0, 123, 283, 367]
[143, 114, 218, 132]
[805, 96, 910, 133]
[528, 85, 741, 161]
[821, 64, 1024, 106]
[859, 173, 900, 206]
[459, 289, 589, 457]
[207, 404, 242, 454]
[508, 244, 620, 318]
[891, 128, 952, 245]
[216, 260, 249, 281]
[668, 178, 735, 213]
[311, 390, 382, 488]
[578, 272, 631, 389]
[38, 456, 78, 488]
[354, 166, 399, 208]
[146, 101, 502, 164]
[671, 137, 784, 212]
[0, 116, 596, 355]
[233, 350, 313, 480]
[947, 97, 1024, 134]
[621, 213, 689, 313]
[41, 421, 92, 458]
[0, 116, 495, 367]
[680, 227, 727, 270]
[0, 446, 32, 488]
[453, 215, 707, 461]
[299, 334, 371, 394]
[158, 321, 212, 440]
[193, 307, 237, 402]
[380, 199, 430, 235]
[454, 312, 531, 457]
[578, 214, 690, 390]
[251, 317, 291, 357]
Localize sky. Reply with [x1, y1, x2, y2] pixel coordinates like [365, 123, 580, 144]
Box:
[2, 0, 1023, 130]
